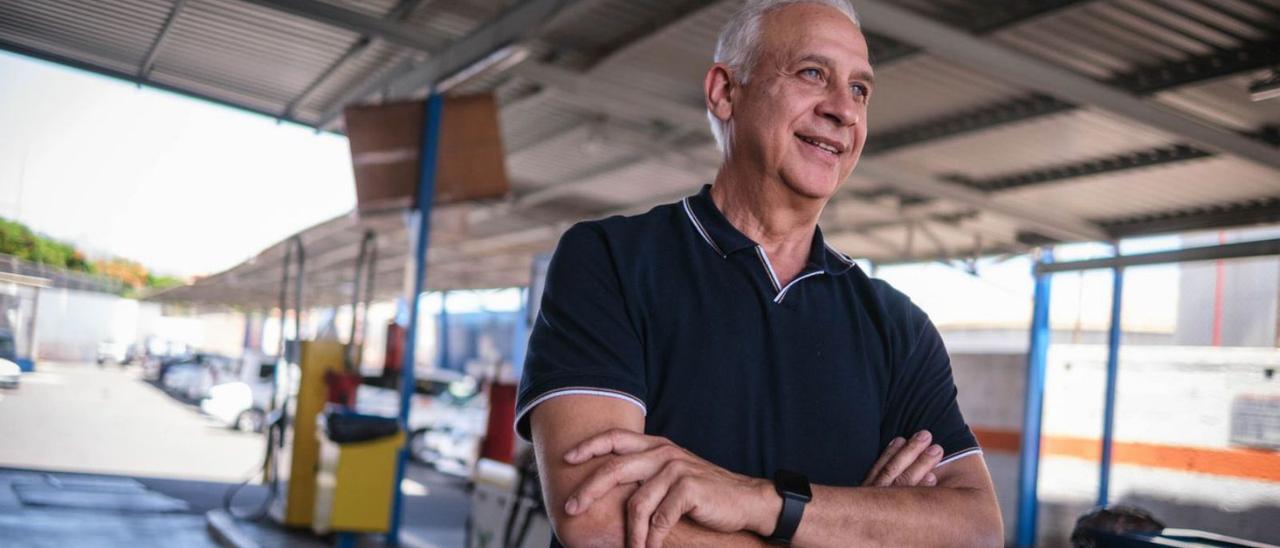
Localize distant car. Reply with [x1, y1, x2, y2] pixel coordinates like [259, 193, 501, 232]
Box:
[0, 358, 20, 388]
[161, 353, 234, 401]
[202, 381, 271, 432]
[201, 355, 277, 433]
[96, 341, 130, 366]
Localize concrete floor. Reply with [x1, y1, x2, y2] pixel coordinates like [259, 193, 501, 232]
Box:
[0, 362, 472, 547]
[0, 361, 262, 482]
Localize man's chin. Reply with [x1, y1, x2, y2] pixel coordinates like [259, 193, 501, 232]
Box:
[780, 173, 842, 202]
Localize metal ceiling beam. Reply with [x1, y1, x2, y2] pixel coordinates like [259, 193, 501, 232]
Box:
[870, 39, 1280, 155]
[0, 38, 320, 131]
[944, 143, 1215, 192]
[853, 162, 1107, 241]
[280, 0, 430, 120]
[138, 0, 189, 79]
[1037, 237, 1280, 274]
[1096, 196, 1280, 239]
[864, 94, 1075, 155]
[855, 1, 1280, 170]
[867, 0, 1094, 65]
[236, 0, 448, 54]
[314, 0, 585, 128]
[511, 62, 709, 131]
[576, 0, 722, 70]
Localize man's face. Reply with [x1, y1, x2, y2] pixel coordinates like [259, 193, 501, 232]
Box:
[726, 4, 873, 200]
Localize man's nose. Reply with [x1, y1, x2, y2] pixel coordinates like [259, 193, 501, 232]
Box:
[816, 86, 859, 128]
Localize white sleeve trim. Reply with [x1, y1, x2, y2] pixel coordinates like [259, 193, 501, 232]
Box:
[934, 447, 984, 468]
[514, 387, 648, 439]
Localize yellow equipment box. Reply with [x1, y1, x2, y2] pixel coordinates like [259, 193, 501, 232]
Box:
[313, 426, 405, 534]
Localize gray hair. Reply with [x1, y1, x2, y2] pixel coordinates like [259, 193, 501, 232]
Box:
[707, 0, 861, 157]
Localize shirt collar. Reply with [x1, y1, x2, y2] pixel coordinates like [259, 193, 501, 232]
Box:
[683, 184, 856, 275]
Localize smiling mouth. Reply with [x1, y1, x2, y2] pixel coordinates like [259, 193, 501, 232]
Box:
[796, 134, 842, 156]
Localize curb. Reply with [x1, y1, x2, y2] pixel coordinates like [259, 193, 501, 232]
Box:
[205, 509, 260, 548]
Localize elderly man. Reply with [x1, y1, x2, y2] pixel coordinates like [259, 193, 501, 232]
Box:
[515, 0, 1004, 546]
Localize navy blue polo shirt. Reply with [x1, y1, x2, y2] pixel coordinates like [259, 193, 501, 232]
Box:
[516, 184, 980, 490]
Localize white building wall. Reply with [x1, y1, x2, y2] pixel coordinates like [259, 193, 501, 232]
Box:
[35, 288, 142, 361]
[949, 345, 1280, 547]
[34, 289, 246, 362]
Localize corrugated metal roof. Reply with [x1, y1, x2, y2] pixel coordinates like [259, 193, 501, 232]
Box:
[876, 108, 1181, 179]
[3, 0, 1279, 302]
[998, 155, 1280, 222]
[1155, 72, 1280, 132]
[994, 0, 1277, 80]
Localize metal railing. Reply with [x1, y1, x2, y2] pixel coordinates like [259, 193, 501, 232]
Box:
[0, 253, 124, 294]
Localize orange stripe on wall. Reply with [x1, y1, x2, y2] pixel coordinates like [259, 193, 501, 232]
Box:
[971, 428, 1280, 483]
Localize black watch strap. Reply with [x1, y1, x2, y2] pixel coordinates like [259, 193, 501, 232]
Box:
[768, 492, 806, 544]
[767, 469, 810, 544]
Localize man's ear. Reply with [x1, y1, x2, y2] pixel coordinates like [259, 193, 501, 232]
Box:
[704, 63, 735, 123]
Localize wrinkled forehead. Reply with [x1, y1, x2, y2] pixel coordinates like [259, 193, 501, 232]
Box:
[758, 4, 870, 71]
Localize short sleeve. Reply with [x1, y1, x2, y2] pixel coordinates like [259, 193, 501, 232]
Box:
[514, 223, 647, 442]
[879, 296, 981, 464]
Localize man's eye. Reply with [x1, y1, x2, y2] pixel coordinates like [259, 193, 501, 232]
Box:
[851, 84, 869, 98]
[800, 68, 823, 80]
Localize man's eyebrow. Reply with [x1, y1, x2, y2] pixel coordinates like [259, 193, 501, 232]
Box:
[796, 54, 836, 69]
[851, 70, 875, 86]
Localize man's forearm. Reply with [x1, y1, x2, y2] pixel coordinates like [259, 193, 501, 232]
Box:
[793, 484, 1003, 548]
[662, 520, 771, 547]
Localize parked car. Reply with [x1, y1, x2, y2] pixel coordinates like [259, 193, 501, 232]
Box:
[202, 380, 272, 432]
[96, 340, 134, 366]
[0, 358, 19, 388]
[201, 354, 277, 433]
[161, 353, 233, 401]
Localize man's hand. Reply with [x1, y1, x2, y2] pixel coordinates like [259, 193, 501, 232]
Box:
[563, 429, 778, 548]
[862, 430, 945, 487]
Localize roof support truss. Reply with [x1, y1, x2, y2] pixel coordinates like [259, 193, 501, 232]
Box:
[278, 0, 429, 120]
[856, 2, 1280, 166]
[137, 0, 189, 79]
[311, 0, 594, 128]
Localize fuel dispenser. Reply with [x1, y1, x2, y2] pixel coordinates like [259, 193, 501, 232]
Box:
[225, 232, 403, 540]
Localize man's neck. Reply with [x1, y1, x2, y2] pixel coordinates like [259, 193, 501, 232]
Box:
[710, 169, 825, 286]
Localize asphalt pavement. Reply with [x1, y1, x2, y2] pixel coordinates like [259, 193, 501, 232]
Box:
[0, 361, 471, 547]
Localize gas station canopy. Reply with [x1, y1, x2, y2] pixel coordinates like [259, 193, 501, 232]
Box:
[3, 0, 1278, 307]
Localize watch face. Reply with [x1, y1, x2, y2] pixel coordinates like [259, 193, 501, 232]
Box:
[775, 469, 812, 501]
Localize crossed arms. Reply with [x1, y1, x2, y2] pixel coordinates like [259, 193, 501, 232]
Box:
[531, 395, 1004, 548]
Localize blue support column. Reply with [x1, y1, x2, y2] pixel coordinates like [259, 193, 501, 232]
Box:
[1016, 248, 1053, 548]
[511, 288, 529, 374]
[387, 93, 444, 546]
[1098, 249, 1125, 507]
[439, 291, 451, 371]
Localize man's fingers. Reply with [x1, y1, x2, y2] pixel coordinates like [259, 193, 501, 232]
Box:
[625, 461, 685, 548]
[566, 428, 665, 464]
[566, 445, 674, 516]
[862, 437, 905, 486]
[872, 430, 932, 487]
[646, 479, 696, 548]
[895, 443, 944, 486]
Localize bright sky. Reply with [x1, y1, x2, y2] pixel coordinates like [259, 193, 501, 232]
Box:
[0, 51, 356, 277]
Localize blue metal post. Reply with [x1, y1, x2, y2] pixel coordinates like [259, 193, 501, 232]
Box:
[387, 93, 444, 546]
[1098, 249, 1125, 507]
[510, 288, 529, 374]
[1016, 248, 1053, 548]
[439, 291, 451, 371]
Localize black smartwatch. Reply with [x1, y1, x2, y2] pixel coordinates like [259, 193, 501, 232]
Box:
[767, 469, 811, 544]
